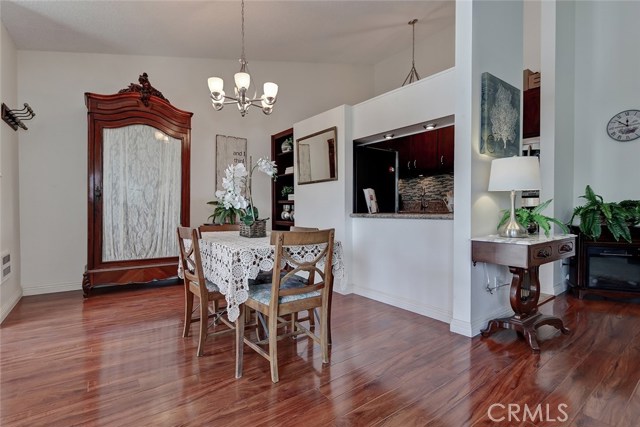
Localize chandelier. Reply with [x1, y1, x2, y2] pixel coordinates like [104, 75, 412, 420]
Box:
[207, 0, 278, 116]
[402, 19, 421, 86]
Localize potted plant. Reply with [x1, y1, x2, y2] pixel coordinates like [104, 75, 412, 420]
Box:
[569, 185, 639, 242]
[498, 199, 569, 237]
[281, 185, 294, 200]
[207, 158, 277, 232]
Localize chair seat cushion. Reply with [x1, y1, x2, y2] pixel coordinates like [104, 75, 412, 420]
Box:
[248, 276, 318, 305]
[205, 279, 220, 293]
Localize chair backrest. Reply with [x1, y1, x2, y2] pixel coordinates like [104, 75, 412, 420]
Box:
[177, 226, 206, 295]
[269, 229, 335, 304]
[289, 226, 319, 232]
[199, 223, 240, 233]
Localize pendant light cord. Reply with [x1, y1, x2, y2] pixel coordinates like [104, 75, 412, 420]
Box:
[241, 0, 246, 62]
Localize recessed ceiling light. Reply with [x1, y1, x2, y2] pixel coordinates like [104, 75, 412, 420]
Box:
[383, 133, 395, 139]
[424, 123, 437, 130]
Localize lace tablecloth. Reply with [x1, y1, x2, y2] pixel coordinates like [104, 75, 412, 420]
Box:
[198, 231, 344, 322]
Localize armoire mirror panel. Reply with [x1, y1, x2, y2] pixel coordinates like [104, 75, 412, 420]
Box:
[102, 125, 182, 262]
[83, 73, 192, 296]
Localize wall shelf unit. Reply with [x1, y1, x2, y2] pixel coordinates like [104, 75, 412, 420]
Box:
[271, 128, 295, 230]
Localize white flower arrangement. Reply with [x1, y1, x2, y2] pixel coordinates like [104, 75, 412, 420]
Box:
[208, 157, 277, 225]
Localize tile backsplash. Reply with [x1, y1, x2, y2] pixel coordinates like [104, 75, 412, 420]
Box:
[399, 173, 454, 207]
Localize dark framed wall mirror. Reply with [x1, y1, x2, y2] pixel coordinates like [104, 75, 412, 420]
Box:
[83, 73, 192, 296]
[296, 126, 338, 185]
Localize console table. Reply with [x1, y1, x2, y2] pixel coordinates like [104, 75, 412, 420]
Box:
[471, 234, 576, 352]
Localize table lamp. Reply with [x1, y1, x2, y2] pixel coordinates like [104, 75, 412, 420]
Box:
[488, 156, 541, 238]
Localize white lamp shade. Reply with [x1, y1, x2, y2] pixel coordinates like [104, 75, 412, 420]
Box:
[234, 72, 251, 91]
[263, 82, 278, 99]
[488, 156, 541, 191]
[207, 77, 224, 93]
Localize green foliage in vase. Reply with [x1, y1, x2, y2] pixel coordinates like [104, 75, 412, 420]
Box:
[498, 199, 569, 237]
[569, 185, 639, 243]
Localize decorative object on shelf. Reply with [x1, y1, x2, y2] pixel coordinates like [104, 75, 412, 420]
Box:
[480, 72, 520, 157]
[2, 102, 35, 131]
[569, 185, 639, 243]
[289, 208, 294, 222]
[281, 185, 294, 199]
[281, 137, 293, 153]
[287, 194, 295, 201]
[208, 157, 276, 237]
[488, 156, 541, 238]
[296, 126, 338, 185]
[281, 205, 291, 220]
[606, 109, 640, 142]
[401, 19, 421, 86]
[497, 199, 569, 237]
[207, 0, 278, 116]
[215, 135, 247, 193]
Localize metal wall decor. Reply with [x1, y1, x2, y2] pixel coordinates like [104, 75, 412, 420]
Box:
[2, 102, 35, 131]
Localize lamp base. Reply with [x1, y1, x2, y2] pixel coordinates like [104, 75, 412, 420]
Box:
[498, 219, 528, 238]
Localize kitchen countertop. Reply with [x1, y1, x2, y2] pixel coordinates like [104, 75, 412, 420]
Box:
[350, 212, 453, 220]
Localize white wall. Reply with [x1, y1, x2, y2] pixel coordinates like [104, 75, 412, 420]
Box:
[17, 51, 373, 295]
[572, 1, 640, 202]
[373, 23, 455, 96]
[0, 22, 23, 322]
[293, 105, 353, 294]
[523, 0, 541, 72]
[351, 70, 456, 321]
[451, 0, 523, 337]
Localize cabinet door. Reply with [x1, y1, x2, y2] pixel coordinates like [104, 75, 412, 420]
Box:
[437, 126, 455, 172]
[395, 136, 414, 178]
[411, 131, 438, 173]
[523, 88, 540, 138]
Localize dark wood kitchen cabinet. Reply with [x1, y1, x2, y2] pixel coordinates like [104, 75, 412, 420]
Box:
[523, 87, 540, 138]
[397, 125, 454, 177]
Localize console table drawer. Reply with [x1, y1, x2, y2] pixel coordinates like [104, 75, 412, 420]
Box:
[529, 239, 575, 267]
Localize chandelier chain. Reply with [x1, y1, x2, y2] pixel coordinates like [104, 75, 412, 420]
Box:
[241, 0, 246, 61]
[412, 19, 416, 66]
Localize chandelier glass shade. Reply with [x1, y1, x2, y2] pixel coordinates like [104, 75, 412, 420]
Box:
[208, 0, 278, 116]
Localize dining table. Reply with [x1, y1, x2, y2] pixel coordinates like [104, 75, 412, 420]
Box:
[195, 231, 345, 326]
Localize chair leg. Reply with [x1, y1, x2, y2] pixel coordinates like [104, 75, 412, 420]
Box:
[235, 304, 245, 379]
[308, 309, 315, 329]
[268, 314, 279, 383]
[196, 297, 208, 357]
[320, 305, 329, 364]
[183, 289, 193, 338]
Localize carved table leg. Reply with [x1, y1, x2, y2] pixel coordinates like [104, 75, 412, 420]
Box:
[481, 266, 570, 352]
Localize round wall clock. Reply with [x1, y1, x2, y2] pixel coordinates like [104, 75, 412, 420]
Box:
[606, 109, 640, 142]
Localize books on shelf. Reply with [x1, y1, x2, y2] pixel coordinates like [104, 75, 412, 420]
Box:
[287, 194, 295, 201]
[284, 166, 294, 174]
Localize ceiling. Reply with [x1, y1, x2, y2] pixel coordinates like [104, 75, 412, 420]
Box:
[1, 0, 455, 65]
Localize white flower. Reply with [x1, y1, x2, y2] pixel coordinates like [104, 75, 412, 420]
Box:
[256, 157, 277, 178]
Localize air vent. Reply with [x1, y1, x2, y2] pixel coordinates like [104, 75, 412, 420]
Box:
[1, 251, 11, 283]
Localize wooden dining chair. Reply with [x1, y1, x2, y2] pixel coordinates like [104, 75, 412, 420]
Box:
[287, 227, 320, 330]
[177, 226, 235, 357]
[235, 229, 335, 383]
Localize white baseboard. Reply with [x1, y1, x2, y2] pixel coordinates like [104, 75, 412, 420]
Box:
[450, 306, 514, 338]
[1, 285, 23, 323]
[449, 318, 474, 337]
[352, 285, 451, 324]
[554, 280, 568, 295]
[22, 281, 81, 296]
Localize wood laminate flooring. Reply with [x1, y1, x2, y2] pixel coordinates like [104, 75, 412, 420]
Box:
[1, 285, 639, 426]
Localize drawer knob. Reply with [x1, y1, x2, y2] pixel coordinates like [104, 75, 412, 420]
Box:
[559, 243, 573, 253]
[537, 249, 551, 258]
